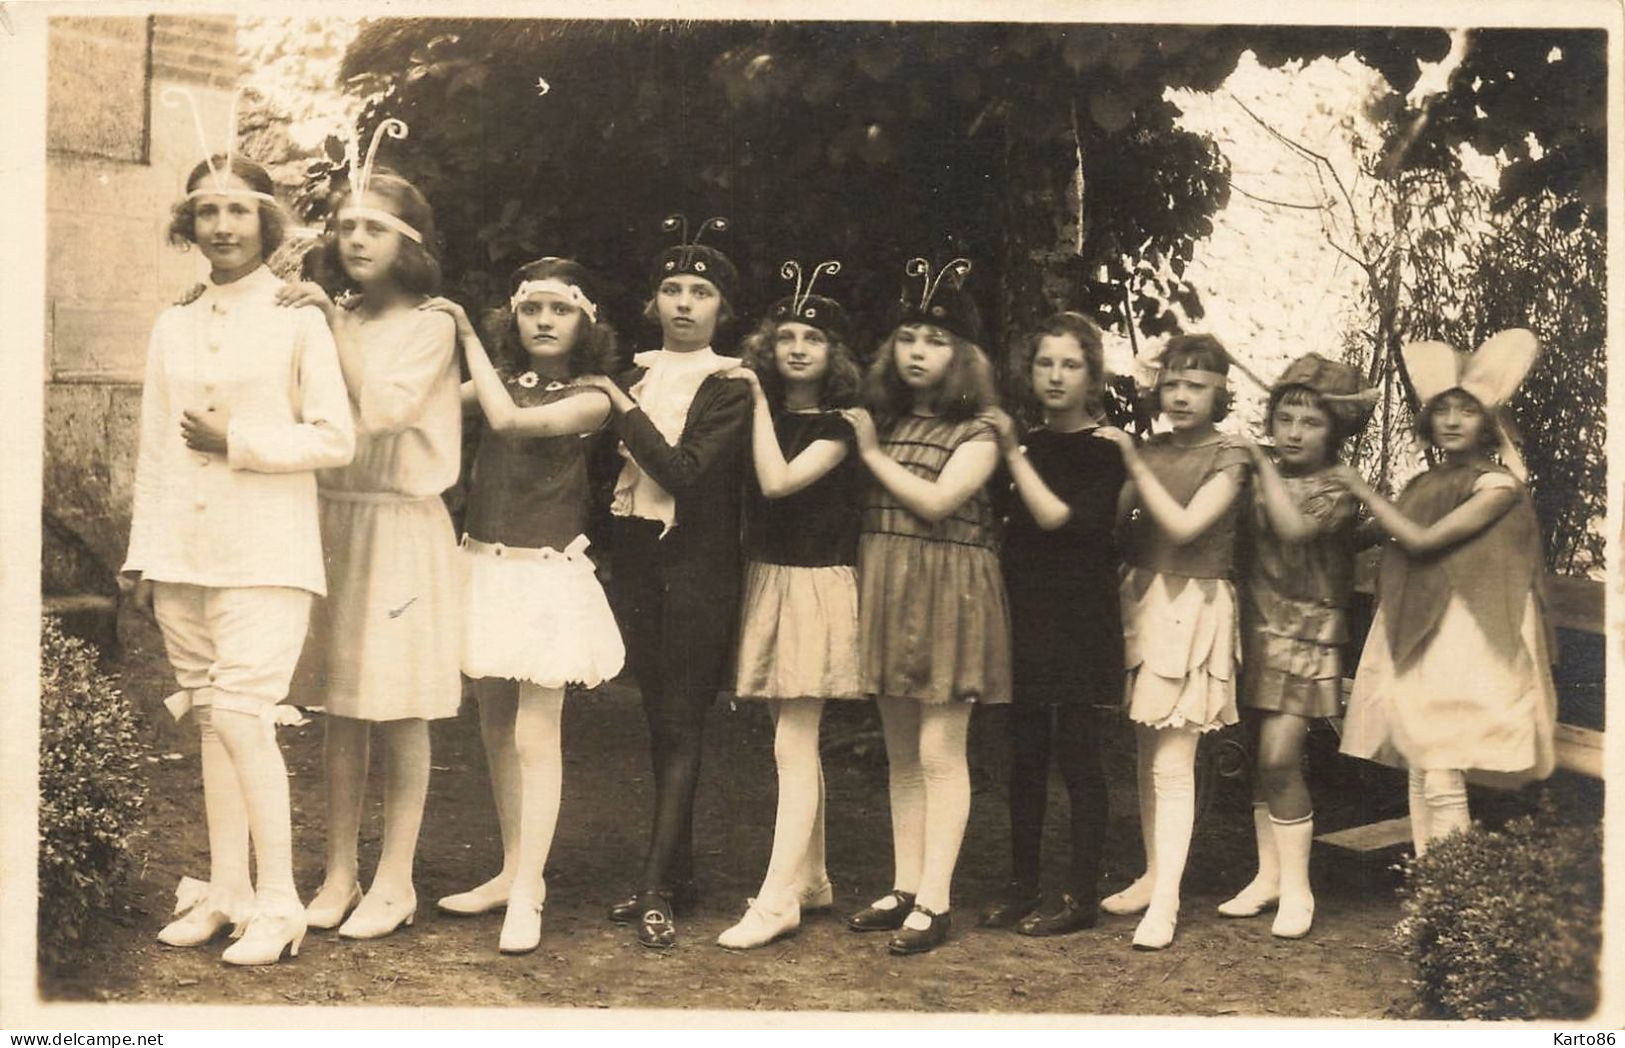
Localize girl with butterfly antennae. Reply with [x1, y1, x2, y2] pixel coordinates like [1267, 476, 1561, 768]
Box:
[124, 86, 354, 966]
[839, 258, 1012, 956]
[280, 119, 464, 943]
[571, 215, 754, 950]
[713, 259, 866, 949]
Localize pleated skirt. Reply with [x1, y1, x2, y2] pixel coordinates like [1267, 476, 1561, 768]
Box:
[857, 533, 1012, 705]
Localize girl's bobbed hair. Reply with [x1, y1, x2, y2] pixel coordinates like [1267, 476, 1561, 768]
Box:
[1414, 388, 1501, 454]
[1011, 311, 1108, 422]
[739, 315, 862, 412]
[314, 169, 442, 296]
[167, 156, 288, 255]
[863, 324, 999, 424]
[1152, 332, 1232, 422]
[484, 257, 620, 378]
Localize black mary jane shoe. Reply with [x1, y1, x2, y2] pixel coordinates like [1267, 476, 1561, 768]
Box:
[888, 905, 952, 955]
[636, 890, 677, 950]
[608, 879, 696, 924]
[846, 890, 917, 932]
[1016, 892, 1099, 937]
[978, 882, 1043, 929]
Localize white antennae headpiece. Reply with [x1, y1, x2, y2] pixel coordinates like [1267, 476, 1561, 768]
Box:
[162, 84, 277, 204]
[335, 117, 423, 244]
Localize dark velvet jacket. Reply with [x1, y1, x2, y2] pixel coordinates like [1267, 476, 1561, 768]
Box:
[611, 367, 752, 574]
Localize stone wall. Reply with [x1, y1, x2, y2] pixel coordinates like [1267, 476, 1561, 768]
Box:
[44, 14, 242, 595]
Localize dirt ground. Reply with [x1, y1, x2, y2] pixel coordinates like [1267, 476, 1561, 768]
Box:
[40, 612, 1425, 1020]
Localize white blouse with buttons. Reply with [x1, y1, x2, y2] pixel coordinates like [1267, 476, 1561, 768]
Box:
[123, 265, 356, 595]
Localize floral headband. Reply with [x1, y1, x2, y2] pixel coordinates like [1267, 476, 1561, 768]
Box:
[509, 277, 598, 323]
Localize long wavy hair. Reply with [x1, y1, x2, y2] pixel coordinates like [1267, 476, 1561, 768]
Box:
[739, 315, 862, 411]
[313, 170, 442, 296]
[863, 323, 999, 425]
[482, 257, 620, 379]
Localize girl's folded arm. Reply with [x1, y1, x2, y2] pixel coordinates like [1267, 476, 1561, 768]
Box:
[1365, 483, 1518, 557]
[862, 439, 999, 524]
[1004, 448, 1073, 530]
[1127, 462, 1244, 546]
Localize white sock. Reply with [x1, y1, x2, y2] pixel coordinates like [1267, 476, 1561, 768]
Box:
[1147, 728, 1199, 914]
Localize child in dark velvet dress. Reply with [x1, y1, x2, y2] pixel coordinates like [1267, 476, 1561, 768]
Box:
[714, 262, 866, 950]
[981, 312, 1126, 939]
[421, 257, 625, 955]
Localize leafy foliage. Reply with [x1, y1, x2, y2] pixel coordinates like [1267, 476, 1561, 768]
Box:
[38, 619, 148, 970]
[1396, 808, 1602, 1019]
[1376, 29, 1607, 232]
[321, 21, 1484, 360]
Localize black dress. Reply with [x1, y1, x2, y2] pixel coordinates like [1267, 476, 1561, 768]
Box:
[998, 426, 1128, 706]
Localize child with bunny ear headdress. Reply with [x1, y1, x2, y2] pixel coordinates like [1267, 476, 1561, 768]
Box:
[1329, 330, 1558, 854]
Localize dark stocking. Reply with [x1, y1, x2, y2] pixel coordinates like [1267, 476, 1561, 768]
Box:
[1007, 705, 1053, 893]
[1053, 705, 1107, 899]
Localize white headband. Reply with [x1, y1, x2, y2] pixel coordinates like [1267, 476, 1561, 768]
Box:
[186, 185, 278, 205]
[163, 85, 279, 205]
[509, 278, 598, 323]
[337, 205, 424, 245]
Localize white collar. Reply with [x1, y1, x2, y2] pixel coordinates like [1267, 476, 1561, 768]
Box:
[201, 264, 276, 305]
[634, 346, 723, 370]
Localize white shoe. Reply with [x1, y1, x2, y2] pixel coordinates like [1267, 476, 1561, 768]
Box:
[1271, 897, 1314, 939]
[717, 896, 800, 950]
[338, 888, 417, 940]
[305, 882, 362, 930]
[1216, 877, 1279, 918]
[157, 878, 250, 947]
[1100, 875, 1154, 916]
[499, 898, 544, 954]
[221, 905, 306, 966]
[1130, 905, 1178, 951]
[438, 879, 511, 917]
[799, 880, 834, 912]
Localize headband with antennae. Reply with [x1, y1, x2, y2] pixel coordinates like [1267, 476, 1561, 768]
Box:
[163, 84, 278, 204]
[336, 117, 423, 244]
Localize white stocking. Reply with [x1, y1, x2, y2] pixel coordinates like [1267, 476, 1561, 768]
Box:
[208, 692, 299, 909]
[1421, 768, 1470, 846]
[372, 718, 430, 897]
[1407, 769, 1431, 855]
[195, 704, 254, 915]
[877, 697, 925, 896]
[914, 703, 973, 915]
[758, 701, 825, 907]
[511, 684, 565, 906]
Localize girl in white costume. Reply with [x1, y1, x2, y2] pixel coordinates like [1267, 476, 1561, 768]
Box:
[125, 137, 354, 966]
